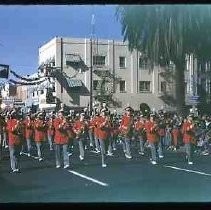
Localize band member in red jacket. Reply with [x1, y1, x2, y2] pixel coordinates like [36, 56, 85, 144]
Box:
[96, 109, 111, 167]
[21, 113, 34, 156]
[181, 115, 195, 164]
[6, 111, 23, 173]
[119, 106, 134, 159]
[53, 110, 70, 169]
[34, 113, 47, 161]
[145, 114, 163, 165]
[73, 113, 87, 161]
[134, 115, 146, 156]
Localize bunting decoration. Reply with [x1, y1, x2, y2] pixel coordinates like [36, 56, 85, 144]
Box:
[10, 70, 42, 81]
[8, 78, 46, 86]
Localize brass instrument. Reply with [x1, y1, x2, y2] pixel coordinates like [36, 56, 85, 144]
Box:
[122, 117, 134, 137]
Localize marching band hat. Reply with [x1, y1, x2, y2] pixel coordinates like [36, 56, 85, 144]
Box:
[76, 113, 80, 117]
[11, 110, 16, 115]
[58, 109, 64, 113]
[125, 106, 134, 112]
[80, 112, 85, 116]
[37, 112, 43, 117]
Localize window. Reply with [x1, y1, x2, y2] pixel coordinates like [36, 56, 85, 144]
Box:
[93, 80, 99, 91]
[119, 80, 126, 92]
[93, 55, 106, 66]
[52, 86, 56, 92]
[119, 56, 126, 68]
[32, 92, 35, 97]
[40, 90, 44, 95]
[139, 57, 148, 69]
[139, 81, 151, 92]
[161, 81, 167, 93]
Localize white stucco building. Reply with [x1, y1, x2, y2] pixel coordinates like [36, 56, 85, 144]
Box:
[37, 36, 176, 112]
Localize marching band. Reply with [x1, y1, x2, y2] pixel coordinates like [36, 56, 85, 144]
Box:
[0, 104, 211, 173]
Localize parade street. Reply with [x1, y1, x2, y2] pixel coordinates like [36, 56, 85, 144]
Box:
[1, 142, 211, 202]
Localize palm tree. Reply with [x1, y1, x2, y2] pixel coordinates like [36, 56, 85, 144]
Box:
[116, 5, 211, 113]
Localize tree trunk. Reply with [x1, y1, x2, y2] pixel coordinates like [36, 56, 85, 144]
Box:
[174, 61, 185, 114]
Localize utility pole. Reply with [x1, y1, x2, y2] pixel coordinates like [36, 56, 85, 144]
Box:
[60, 37, 63, 105]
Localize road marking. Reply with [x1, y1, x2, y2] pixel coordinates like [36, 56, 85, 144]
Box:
[68, 170, 109, 187]
[21, 152, 39, 160]
[164, 165, 211, 177]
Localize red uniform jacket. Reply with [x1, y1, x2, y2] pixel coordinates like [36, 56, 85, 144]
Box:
[97, 116, 111, 140]
[7, 119, 22, 146]
[120, 114, 134, 137]
[24, 118, 34, 139]
[182, 121, 195, 144]
[53, 118, 69, 144]
[145, 120, 158, 143]
[34, 119, 47, 142]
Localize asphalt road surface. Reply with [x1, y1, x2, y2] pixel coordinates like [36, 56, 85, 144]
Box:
[1, 140, 211, 203]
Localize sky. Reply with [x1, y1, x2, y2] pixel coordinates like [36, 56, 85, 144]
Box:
[0, 5, 123, 77]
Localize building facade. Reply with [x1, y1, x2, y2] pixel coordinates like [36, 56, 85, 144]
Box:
[38, 37, 176, 112]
